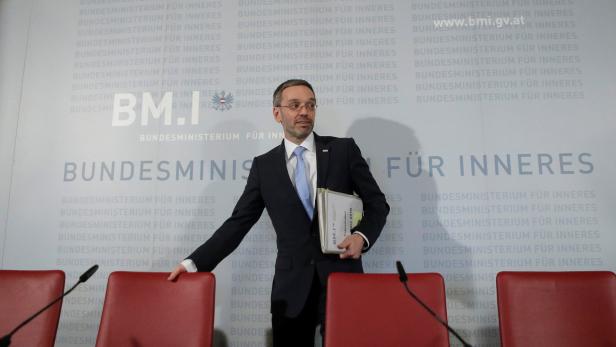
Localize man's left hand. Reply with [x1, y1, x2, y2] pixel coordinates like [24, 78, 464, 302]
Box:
[337, 234, 365, 259]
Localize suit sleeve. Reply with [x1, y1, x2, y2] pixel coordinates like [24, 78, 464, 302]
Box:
[347, 138, 389, 251]
[187, 157, 265, 271]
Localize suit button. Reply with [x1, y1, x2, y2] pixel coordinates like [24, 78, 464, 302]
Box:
[309, 260, 315, 265]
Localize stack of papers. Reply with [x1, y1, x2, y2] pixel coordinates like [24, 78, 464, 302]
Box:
[317, 188, 363, 254]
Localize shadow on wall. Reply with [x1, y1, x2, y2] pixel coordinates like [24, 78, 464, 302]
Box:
[346, 117, 478, 337]
[148, 119, 273, 347]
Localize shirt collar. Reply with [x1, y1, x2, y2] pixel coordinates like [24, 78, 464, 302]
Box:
[284, 132, 315, 160]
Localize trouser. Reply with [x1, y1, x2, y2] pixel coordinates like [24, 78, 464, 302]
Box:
[272, 271, 325, 347]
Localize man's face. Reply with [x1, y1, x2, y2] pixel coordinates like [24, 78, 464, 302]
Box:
[273, 85, 316, 144]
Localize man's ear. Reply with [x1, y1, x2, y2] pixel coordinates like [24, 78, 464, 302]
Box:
[273, 107, 281, 123]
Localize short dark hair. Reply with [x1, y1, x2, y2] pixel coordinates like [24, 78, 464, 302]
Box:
[272, 79, 315, 106]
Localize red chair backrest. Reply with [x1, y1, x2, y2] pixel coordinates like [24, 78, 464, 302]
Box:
[325, 272, 451, 347]
[95, 271, 216, 347]
[496, 271, 616, 347]
[0, 269, 65, 347]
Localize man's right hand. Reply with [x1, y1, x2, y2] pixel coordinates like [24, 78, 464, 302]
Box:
[167, 263, 187, 281]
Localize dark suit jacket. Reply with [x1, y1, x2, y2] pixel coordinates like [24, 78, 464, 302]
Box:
[188, 133, 389, 317]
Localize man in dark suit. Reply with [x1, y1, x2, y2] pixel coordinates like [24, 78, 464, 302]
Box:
[169, 79, 389, 346]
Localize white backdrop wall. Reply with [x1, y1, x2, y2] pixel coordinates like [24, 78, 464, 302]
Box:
[1, 0, 615, 346]
[0, 0, 32, 259]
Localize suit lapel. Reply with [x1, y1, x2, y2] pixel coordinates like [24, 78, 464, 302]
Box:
[315, 133, 329, 188]
[275, 138, 314, 222]
[274, 140, 297, 198]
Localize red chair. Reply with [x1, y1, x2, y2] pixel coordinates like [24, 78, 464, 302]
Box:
[496, 271, 616, 347]
[325, 272, 450, 347]
[95, 271, 216, 347]
[0, 270, 65, 347]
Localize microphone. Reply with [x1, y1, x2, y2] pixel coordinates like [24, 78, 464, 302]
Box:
[395, 261, 473, 347]
[79, 264, 99, 283]
[0, 265, 99, 347]
[396, 260, 408, 282]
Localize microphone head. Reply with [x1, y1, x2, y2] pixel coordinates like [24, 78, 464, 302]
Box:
[79, 264, 99, 283]
[396, 261, 408, 283]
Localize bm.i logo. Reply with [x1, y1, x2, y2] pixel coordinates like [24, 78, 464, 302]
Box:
[112, 91, 234, 126]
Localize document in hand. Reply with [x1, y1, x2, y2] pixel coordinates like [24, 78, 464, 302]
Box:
[317, 188, 363, 254]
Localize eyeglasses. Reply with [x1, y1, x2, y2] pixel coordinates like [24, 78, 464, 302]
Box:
[277, 101, 317, 112]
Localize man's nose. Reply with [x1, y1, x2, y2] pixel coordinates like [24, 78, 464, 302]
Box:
[297, 104, 311, 115]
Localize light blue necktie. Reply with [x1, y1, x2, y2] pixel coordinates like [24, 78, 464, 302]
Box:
[293, 146, 313, 220]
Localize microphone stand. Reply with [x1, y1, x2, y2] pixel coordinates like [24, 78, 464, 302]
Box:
[396, 261, 473, 347]
[0, 265, 99, 347]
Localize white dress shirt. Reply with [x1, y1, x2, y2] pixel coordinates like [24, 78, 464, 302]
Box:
[283, 132, 317, 205]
